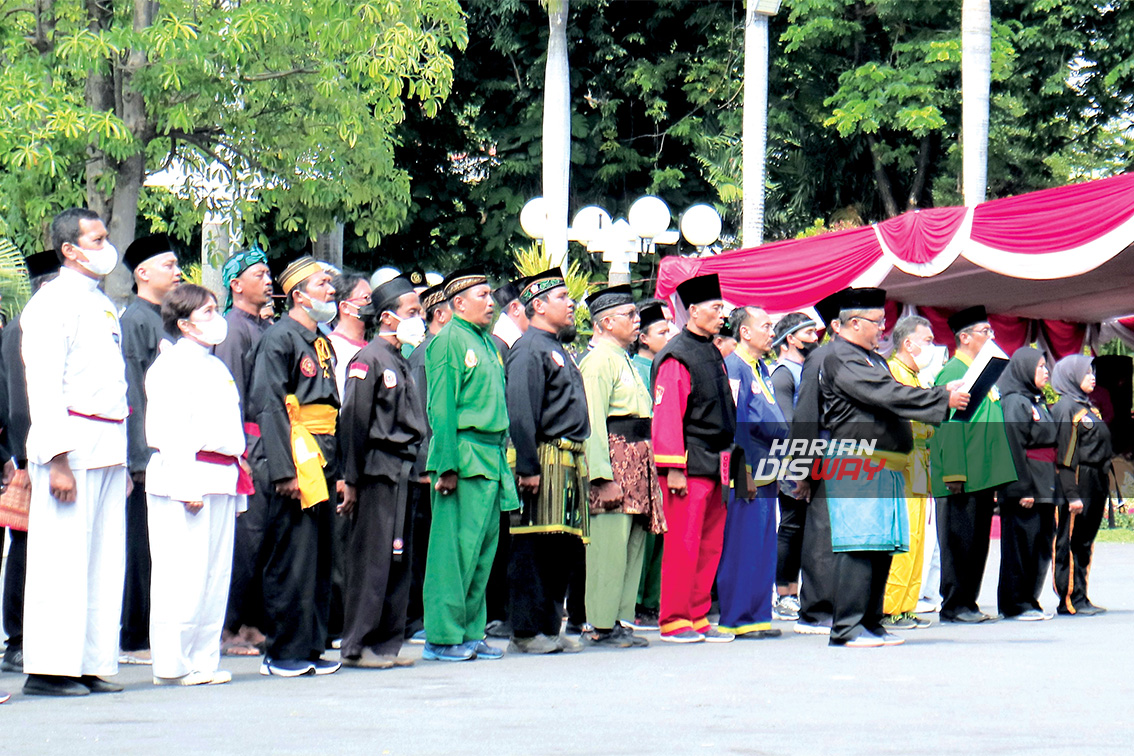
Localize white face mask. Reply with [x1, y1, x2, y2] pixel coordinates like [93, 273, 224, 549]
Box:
[387, 312, 426, 347]
[301, 292, 338, 323]
[911, 341, 936, 371]
[75, 241, 118, 277]
[190, 315, 228, 346]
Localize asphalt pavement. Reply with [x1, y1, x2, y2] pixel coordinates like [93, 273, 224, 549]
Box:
[2, 542, 1132, 755]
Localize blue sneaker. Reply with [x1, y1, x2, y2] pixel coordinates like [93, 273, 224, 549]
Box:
[260, 658, 315, 677]
[470, 639, 504, 660]
[408, 629, 427, 645]
[311, 658, 341, 675]
[422, 642, 475, 662]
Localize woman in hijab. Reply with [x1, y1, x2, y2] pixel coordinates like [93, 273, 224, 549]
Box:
[996, 347, 1057, 621]
[1050, 354, 1113, 616]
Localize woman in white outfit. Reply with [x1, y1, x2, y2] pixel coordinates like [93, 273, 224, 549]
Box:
[146, 284, 249, 686]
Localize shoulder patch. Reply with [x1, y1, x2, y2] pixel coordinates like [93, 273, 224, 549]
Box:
[300, 354, 317, 378]
[551, 351, 565, 368]
[465, 348, 478, 368]
[348, 362, 369, 381]
[383, 368, 398, 388]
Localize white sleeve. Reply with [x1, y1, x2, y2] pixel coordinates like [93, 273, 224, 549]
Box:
[20, 300, 75, 463]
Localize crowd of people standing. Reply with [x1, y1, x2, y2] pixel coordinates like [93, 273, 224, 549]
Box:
[0, 207, 1117, 703]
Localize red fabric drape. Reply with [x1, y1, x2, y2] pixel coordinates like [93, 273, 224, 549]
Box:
[917, 307, 1030, 356]
[1041, 320, 1087, 358]
[876, 207, 967, 265]
[655, 225, 884, 311]
[969, 173, 1134, 254]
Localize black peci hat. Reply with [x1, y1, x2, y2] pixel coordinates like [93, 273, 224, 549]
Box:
[123, 233, 175, 271]
[947, 305, 989, 334]
[25, 250, 61, 280]
[839, 287, 887, 311]
[586, 284, 635, 317]
[675, 273, 722, 307]
[493, 276, 530, 308]
[519, 268, 567, 305]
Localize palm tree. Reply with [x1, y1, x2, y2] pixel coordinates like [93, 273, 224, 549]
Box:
[543, 0, 571, 267]
[962, 0, 991, 205]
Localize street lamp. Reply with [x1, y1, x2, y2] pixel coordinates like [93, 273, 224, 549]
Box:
[743, 0, 781, 247]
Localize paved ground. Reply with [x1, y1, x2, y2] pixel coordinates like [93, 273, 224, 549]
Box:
[2, 542, 1132, 755]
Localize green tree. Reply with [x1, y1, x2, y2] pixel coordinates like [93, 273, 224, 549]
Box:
[0, 0, 466, 297]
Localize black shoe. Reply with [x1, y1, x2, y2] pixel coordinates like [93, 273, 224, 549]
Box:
[1, 647, 22, 673]
[1075, 603, 1106, 616]
[736, 628, 783, 639]
[485, 620, 513, 639]
[79, 675, 124, 693]
[581, 628, 633, 648]
[945, 609, 990, 624]
[23, 674, 90, 697]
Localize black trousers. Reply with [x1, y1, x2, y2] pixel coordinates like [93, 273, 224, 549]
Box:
[340, 478, 414, 659]
[565, 547, 587, 627]
[776, 492, 807, 588]
[1054, 466, 1107, 613]
[798, 485, 836, 624]
[119, 480, 151, 651]
[328, 507, 352, 641]
[2, 528, 26, 649]
[997, 498, 1054, 617]
[485, 511, 512, 624]
[831, 551, 892, 643]
[937, 489, 996, 619]
[404, 481, 432, 637]
[508, 533, 584, 638]
[262, 478, 334, 661]
[224, 451, 271, 635]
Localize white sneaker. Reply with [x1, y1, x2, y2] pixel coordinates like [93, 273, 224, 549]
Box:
[793, 619, 832, 636]
[153, 671, 212, 686]
[915, 599, 940, 614]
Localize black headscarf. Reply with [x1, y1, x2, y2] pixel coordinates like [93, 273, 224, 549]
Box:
[1051, 354, 1094, 406]
[997, 346, 1045, 399]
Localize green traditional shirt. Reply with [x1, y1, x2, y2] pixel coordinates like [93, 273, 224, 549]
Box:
[424, 315, 518, 510]
[579, 339, 654, 483]
[929, 352, 1017, 497]
[632, 353, 653, 391]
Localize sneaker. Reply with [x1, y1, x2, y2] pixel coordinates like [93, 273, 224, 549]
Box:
[773, 596, 800, 622]
[1005, 608, 1046, 622]
[794, 619, 832, 636]
[582, 628, 633, 648]
[208, 670, 233, 684]
[1077, 602, 1107, 616]
[907, 613, 932, 629]
[915, 599, 941, 614]
[329, 638, 342, 650]
[660, 629, 705, 643]
[735, 628, 782, 640]
[470, 639, 504, 660]
[484, 620, 512, 639]
[556, 634, 584, 653]
[783, 595, 802, 613]
[0, 690, 9, 705]
[408, 629, 427, 645]
[422, 642, 476, 662]
[612, 624, 650, 648]
[118, 649, 153, 666]
[154, 670, 230, 686]
[881, 614, 916, 630]
[507, 635, 560, 655]
[701, 626, 735, 643]
[260, 658, 315, 677]
[1, 647, 23, 673]
[311, 658, 340, 675]
[628, 610, 660, 631]
[876, 630, 905, 646]
[834, 633, 884, 648]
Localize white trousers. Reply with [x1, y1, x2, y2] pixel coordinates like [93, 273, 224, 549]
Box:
[23, 464, 127, 677]
[148, 493, 237, 679]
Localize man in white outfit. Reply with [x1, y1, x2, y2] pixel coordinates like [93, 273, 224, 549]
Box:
[21, 208, 130, 697]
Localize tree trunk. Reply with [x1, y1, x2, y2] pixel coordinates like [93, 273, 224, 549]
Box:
[866, 134, 900, 218]
[542, 0, 570, 268]
[742, 4, 771, 247]
[962, 0, 991, 206]
[906, 135, 932, 209]
[314, 223, 345, 269]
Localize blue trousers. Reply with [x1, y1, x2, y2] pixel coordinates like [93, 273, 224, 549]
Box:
[716, 484, 777, 634]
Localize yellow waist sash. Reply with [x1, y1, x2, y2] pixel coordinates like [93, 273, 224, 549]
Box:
[284, 395, 335, 508]
[869, 450, 910, 473]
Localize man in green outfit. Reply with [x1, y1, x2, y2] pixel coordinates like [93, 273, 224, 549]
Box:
[421, 269, 519, 662]
[579, 286, 665, 648]
[930, 305, 1017, 624]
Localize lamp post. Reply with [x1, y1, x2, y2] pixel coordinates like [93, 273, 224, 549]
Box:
[742, 0, 781, 247]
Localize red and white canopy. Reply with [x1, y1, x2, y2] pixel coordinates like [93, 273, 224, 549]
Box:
[657, 173, 1134, 326]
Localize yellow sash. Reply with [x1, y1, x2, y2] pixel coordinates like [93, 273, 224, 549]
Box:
[284, 395, 335, 508]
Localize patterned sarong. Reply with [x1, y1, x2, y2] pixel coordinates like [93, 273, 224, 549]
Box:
[824, 452, 909, 554]
[511, 439, 589, 540]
